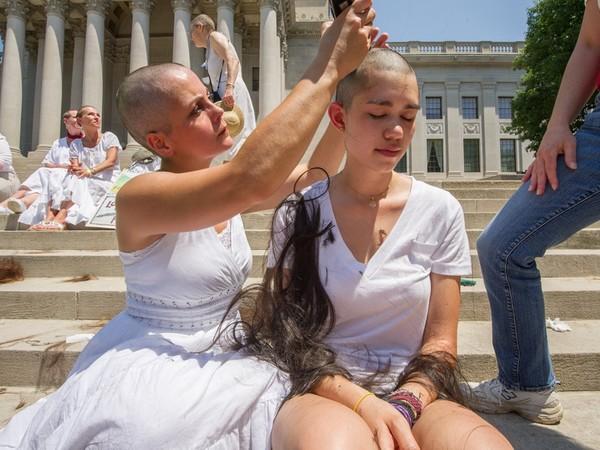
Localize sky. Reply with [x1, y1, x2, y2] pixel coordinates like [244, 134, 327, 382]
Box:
[0, 0, 536, 51]
[373, 0, 536, 43]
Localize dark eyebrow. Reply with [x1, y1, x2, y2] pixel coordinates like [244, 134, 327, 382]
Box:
[367, 99, 420, 110]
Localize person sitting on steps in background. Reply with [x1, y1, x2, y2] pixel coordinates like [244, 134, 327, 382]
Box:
[0, 109, 83, 215]
[19, 105, 121, 231]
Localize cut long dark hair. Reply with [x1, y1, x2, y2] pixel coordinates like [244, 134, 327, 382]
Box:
[221, 170, 351, 398]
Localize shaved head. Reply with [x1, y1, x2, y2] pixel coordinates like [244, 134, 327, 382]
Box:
[336, 48, 416, 109]
[116, 63, 191, 151]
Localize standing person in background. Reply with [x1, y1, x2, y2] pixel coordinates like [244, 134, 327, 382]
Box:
[0, 110, 82, 215]
[0, 133, 20, 202]
[466, 0, 600, 425]
[189, 13, 257, 160]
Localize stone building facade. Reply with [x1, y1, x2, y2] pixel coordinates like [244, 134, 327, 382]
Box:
[0, 0, 532, 178]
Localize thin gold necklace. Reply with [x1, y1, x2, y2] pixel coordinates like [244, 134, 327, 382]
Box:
[339, 170, 392, 208]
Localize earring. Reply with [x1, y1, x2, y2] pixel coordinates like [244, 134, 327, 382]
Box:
[339, 126, 345, 132]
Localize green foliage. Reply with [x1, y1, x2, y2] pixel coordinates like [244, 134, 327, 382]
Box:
[509, 0, 593, 152]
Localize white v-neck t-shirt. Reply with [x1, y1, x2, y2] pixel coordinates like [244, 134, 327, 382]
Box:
[269, 177, 471, 392]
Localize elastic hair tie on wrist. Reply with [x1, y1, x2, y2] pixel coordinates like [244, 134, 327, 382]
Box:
[353, 392, 375, 413]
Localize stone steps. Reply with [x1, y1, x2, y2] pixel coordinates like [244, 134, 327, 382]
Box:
[2, 277, 599, 322]
[1, 318, 597, 391]
[1, 178, 599, 431]
[3, 247, 600, 279]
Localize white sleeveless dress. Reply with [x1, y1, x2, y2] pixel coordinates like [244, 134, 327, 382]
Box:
[0, 216, 289, 449]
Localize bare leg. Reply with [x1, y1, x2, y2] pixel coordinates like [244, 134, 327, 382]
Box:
[0, 188, 31, 207]
[413, 400, 513, 450]
[272, 394, 379, 450]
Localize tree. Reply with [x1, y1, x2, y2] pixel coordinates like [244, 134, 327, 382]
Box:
[509, 0, 593, 153]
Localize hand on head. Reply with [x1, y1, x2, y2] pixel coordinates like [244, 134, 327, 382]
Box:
[317, 0, 380, 80]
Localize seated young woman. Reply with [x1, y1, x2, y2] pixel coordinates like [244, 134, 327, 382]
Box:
[234, 48, 514, 450]
[0, 2, 387, 448]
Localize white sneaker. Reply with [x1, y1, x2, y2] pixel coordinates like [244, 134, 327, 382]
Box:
[7, 198, 26, 214]
[0, 205, 12, 215]
[463, 378, 563, 425]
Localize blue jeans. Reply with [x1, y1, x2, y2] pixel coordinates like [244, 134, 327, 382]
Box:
[477, 93, 600, 391]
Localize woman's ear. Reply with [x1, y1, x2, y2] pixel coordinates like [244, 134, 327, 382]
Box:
[327, 102, 346, 132]
[146, 132, 173, 158]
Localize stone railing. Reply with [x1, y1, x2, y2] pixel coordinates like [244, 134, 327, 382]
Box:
[388, 41, 524, 55]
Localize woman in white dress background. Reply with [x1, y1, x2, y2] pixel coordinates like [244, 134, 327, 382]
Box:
[21, 105, 121, 230]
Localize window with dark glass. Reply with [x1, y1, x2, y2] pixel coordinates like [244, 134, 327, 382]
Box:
[252, 67, 260, 91]
[462, 97, 479, 119]
[498, 97, 513, 120]
[425, 97, 443, 119]
[464, 139, 481, 172]
[395, 154, 408, 173]
[426, 139, 444, 173]
[500, 139, 517, 172]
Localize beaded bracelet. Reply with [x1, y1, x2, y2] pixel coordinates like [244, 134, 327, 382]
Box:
[385, 388, 424, 426]
[353, 392, 375, 413]
[387, 388, 423, 417]
[390, 402, 414, 428]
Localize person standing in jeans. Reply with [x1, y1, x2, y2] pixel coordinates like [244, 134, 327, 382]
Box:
[466, 0, 600, 425]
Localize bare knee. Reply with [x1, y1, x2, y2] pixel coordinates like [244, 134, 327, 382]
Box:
[413, 400, 513, 450]
[272, 394, 378, 450]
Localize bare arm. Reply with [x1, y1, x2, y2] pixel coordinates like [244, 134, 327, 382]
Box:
[116, 0, 376, 248]
[210, 31, 240, 109]
[246, 122, 345, 212]
[310, 273, 461, 450]
[524, 2, 600, 194]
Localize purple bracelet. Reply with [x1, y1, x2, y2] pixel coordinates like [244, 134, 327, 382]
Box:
[391, 402, 414, 428]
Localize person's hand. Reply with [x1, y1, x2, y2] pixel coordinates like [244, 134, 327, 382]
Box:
[317, 0, 377, 81]
[356, 395, 420, 450]
[522, 123, 577, 195]
[321, 19, 389, 49]
[74, 166, 89, 178]
[222, 84, 235, 109]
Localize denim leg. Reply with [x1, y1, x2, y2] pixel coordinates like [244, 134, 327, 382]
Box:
[477, 107, 600, 391]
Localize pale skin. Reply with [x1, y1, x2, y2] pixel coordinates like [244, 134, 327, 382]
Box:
[29, 106, 119, 230]
[271, 70, 513, 450]
[116, 0, 388, 254]
[524, 1, 600, 195]
[0, 110, 81, 210]
[189, 21, 239, 109]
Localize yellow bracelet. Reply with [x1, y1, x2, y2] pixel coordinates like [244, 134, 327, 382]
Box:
[86, 169, 92, 177]
[353, 392, 375, 413]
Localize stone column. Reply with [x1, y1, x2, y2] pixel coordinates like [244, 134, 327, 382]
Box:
[127, 0, 155, 148]
[217, 0, 235, 42]
[31, 24, 46, 151]
[82, 0, 110, 114]
[130, 0, 155, 72]
[482, 81, 500, 177]
[0, 0, 29, 153]
[171, 0, 192, 67]
[70, 19, 86, 109]
[258, 0, 280, 121]
[410, 82, 427, 179]
[37, 0, 67, 152]
[233, 11, 246, 66]
[445, 81, 463, 178]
